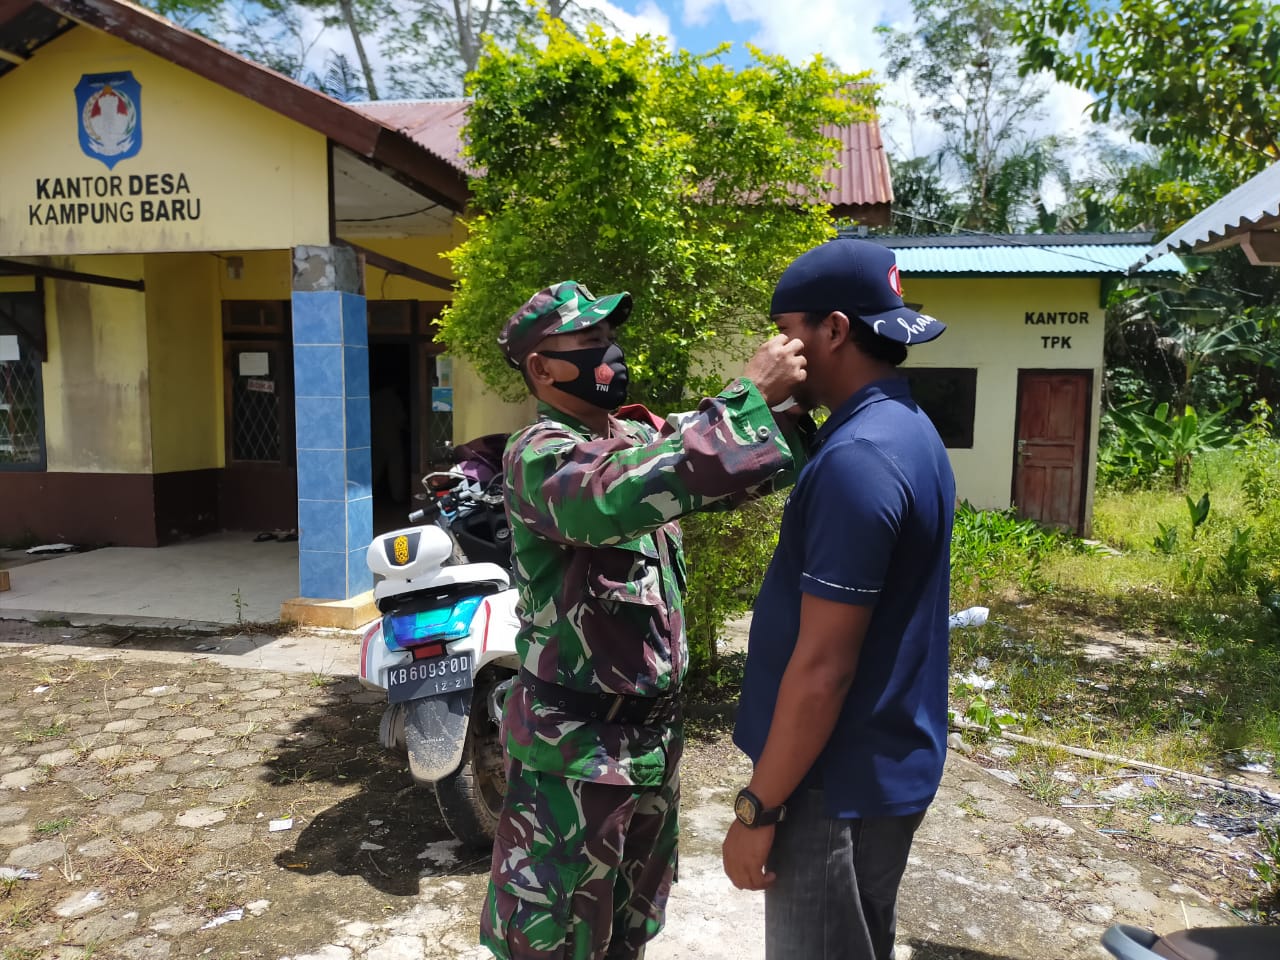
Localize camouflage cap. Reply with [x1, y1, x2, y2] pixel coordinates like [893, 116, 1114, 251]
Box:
[499, 281, 633, 369]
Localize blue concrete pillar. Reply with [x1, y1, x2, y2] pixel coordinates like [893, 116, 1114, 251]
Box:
[291, 245, 373, 600]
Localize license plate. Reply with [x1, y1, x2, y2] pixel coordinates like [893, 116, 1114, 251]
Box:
[387, 652, 474, 704]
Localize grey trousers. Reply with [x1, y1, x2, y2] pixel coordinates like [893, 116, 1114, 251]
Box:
[765, 790, 925, 960]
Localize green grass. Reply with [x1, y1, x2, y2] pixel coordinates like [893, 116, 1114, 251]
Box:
[16, 721, 68, 744]
[949, 449, 1280, 772]
[35, 817, 73, 836]
[948, 448, 1280, 921]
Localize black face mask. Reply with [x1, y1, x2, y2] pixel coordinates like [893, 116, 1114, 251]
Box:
[539, 343, 629, 410]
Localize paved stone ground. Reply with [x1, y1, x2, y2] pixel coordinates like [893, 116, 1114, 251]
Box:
[0, 620, 1236, 960]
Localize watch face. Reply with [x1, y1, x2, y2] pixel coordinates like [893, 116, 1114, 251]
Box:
[734, 795, 756, 825]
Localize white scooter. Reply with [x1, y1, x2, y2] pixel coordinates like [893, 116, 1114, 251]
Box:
[358, 437, 520, 848]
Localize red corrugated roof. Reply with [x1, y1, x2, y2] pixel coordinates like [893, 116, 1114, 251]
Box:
[349, 99, 891, 221]
[352, 99, 474, 174]
[821, 119, 893, 218]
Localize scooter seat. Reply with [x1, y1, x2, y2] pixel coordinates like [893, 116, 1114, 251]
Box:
[1102, 923, 1280, 960]
[1153, 926, 1280, 960]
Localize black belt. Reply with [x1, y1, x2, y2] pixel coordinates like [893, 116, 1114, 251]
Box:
[519, 668, 680, 726]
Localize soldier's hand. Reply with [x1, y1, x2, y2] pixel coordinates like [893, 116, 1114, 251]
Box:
[744, 335, 806, 408]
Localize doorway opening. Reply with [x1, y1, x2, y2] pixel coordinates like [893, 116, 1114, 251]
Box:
[370, 343, 412, 534]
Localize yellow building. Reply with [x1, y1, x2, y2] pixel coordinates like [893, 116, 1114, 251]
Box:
[872, 234, 1184, 534]
[2, 0, 1181, 616]
[0, 0, 503, 602]
[0, 0, 901, 610]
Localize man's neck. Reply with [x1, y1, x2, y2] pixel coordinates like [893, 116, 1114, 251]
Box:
[824, 360, 900, 412]
[540, 391, 610, 436]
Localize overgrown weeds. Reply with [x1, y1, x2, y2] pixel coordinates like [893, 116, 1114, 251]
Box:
[947, 443, 1280, 919]
[950, 501, 1074, 602]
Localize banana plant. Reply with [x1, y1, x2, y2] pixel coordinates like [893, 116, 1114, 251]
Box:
[1107, 402, 1234, 489]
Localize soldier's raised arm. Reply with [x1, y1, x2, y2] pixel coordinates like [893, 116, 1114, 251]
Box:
[507, 376, 792, 547]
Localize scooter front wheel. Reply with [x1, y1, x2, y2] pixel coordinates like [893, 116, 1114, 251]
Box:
[433, 679, 508, 849]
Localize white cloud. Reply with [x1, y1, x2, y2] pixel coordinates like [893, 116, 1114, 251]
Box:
[678, 0, 896, 73]
[588, 0, 676, 41]
[681, 0, 720, 27]
[673, 0, 1127, 191]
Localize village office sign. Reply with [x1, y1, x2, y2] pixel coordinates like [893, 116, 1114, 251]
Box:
[28, 173, 202, 226]
[1025, 309, 1090, 350]
[25, 72, 205, 227]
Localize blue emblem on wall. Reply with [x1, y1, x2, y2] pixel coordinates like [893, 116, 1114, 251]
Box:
[75, 72, 142, 169]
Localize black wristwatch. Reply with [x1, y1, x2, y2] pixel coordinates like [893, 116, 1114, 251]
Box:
[734, 788, 786, 828]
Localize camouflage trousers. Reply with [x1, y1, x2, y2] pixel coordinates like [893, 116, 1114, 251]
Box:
[480, 752, 680, 960]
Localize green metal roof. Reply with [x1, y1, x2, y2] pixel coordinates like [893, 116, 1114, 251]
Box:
[862, 234, 1186, 276]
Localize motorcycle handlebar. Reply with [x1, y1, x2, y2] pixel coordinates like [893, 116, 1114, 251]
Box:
[408, 509, 426, 523]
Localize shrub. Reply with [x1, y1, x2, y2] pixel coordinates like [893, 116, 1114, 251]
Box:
[950, 501, 1066, 600]
[681, 493, 785, 678]
[1240, 400, 1278, 516]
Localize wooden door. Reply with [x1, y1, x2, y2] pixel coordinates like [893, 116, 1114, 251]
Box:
[1013, 371, 1091, 532]
[220, 339, 297, 532]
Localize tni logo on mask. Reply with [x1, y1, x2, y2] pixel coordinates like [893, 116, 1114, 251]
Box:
[594, 364, 615, 391]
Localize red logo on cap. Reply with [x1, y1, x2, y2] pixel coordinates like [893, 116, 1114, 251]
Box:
[594, 363, 614, 385]
[888, 264, 903, 297]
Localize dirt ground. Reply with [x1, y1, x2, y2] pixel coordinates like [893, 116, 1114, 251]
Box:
[0, 624, 763, 960]
[0, 618, 1264, 960]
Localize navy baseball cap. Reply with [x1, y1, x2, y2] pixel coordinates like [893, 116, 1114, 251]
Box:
[771, 239, 945, 345]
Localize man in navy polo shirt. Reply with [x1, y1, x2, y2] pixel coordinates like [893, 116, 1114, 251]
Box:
[722, 238, 955, 960]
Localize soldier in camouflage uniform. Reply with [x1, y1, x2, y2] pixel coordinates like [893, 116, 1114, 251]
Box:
[481, 280, 812, 960]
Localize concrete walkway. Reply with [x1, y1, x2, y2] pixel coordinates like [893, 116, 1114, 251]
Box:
[0, 620, 1235, 960]
[0, 532, 299, 626]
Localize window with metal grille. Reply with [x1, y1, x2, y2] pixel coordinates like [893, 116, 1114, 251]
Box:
[0, 293, 46, 470]
[904, 367, 978, 449]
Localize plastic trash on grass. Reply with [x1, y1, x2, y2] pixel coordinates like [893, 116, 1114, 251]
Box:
[949, 606, 989, 630]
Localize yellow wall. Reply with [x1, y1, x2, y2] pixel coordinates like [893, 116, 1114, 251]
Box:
[902, 276, 1104, 528]
[0, 29, 330, 257]
[145, 253, 222, 473]
[0, 277, 36, 293]
[357, 227, 464, 300]
[452, 356, 537, 442]
[216, 249, 292, 301]
[42, 256, 153, 473]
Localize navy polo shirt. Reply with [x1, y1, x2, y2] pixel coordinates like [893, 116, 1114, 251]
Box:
[733, 377, 956, 819]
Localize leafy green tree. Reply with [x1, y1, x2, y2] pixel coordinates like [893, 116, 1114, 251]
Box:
[1013, 3, 1280, 425]
[292, 0, 388, 99]
[1015, 0, 1280, 225]
[137, 0, 344, 88]
[385, 0, 588, 98]
[439, 20, 868, 408]
[209, 0, 327, 80]
[878, 0, 1069, 232]
[885, 156, 964, 236]
[307, 50, 368, 101]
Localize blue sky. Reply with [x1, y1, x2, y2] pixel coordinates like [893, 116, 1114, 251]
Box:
[593, 0, 895, 75]
[591, 0, 1096, 164]
[283, 0, 1097, 170]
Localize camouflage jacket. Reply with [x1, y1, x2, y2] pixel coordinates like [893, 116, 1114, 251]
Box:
[503, 378, 803, 787]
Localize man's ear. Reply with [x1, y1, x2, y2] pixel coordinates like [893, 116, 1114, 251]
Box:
[826, 311, 853, 350]
[525, 352, 556, 388]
